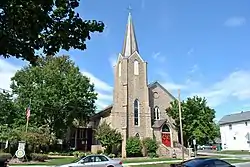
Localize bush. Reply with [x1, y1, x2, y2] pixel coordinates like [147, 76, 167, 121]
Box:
[148, 152, 158, 158]
[30, 153, 48, 162]
[126, 137, 142, 157]
[0, 153, 12, 159]
[142, 137, 158, 156]
[97, 150, 103, 154]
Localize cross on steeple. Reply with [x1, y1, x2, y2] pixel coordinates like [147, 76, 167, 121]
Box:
[127, 5, 132, 14]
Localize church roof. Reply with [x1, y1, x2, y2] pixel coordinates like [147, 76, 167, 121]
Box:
[152, 120, 166, 128]
[121, 12, 139, 57]
[148, 81, 177, 100]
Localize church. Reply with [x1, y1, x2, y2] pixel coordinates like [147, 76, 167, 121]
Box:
[68, 12, 186, 158]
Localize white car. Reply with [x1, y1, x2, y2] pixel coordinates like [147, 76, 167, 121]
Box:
[58, 154, 123, 167]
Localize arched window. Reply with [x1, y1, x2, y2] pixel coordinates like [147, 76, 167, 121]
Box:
[118, 62, 122, 77]
[134, 99, 139, 126]
[134, 60, 139, 75]
[162, 124, 170, 133]
[154, 106, 160, 120]
[135, 133, 140, 138]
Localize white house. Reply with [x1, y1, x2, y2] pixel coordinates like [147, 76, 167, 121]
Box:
[219, 111, 250, 150]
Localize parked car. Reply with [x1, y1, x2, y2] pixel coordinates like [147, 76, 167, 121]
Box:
[57, 154, 123, 167]
[170, 158, 235, 167]
[197, 145, 212, 150]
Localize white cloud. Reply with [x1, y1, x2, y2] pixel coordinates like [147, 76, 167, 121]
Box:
[0, 59, 20, 91]
[193, 70, 250, 107]
[108, 54, 117, 68]
[81, 70, 113, 109]
[152, 52, 165, 63]
[81, 71, 113, 92]
[224, 17, 246, 27]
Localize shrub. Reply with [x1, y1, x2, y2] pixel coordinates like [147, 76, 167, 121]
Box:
[97, 150, 103, 154]
[30, 153, 48, 162]
[126, 137, 142, 157]
[148, 152, 158, 158]
[142, 137, 158, 156]
[0, 153, 12, 159]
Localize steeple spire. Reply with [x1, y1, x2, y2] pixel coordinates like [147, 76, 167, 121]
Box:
[121, 10, 139, 57]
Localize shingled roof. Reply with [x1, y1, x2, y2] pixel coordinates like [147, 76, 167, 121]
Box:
[219, 111, 250, 125]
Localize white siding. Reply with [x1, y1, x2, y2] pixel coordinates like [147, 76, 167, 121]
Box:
[220, 121, 250, 150]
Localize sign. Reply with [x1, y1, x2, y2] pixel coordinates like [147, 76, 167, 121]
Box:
[18, 141, 26, 150]
[193, 139, 196, 145]
[15, 149, 25, 158]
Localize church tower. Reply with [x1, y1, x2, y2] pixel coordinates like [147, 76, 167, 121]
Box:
[111, 12, 153, 157]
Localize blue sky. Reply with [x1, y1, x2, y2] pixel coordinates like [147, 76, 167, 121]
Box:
[1, 0, 250, 120]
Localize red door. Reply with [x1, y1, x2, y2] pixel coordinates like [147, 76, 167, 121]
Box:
[162, 133, 171, 147]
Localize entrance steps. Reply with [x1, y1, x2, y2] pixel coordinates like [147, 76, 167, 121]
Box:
[157, 144, 189, 158]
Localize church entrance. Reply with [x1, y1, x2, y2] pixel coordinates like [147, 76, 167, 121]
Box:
[162, 124, 171, 147]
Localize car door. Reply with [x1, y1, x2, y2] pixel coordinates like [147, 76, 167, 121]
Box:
[92, 155, 110, 167]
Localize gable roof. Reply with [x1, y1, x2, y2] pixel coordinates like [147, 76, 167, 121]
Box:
[148, 81, 177, 100]
[219, 111, 250, 125]
[91, 81, 176, 120]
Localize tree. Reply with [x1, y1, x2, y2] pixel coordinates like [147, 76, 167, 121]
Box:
[0, 0, 104, 64]
[167, 96, 218, 146]
[0, 91, 20, 127]
[10, 55, 97, 138]
[95, 121, 122, 154]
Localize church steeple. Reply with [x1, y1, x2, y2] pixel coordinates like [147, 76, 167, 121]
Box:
[121, 12, 139, 57]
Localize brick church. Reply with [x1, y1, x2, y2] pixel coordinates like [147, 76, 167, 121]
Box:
[68, 12, 185, 158]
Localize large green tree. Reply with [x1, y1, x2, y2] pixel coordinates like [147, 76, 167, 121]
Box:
[0, 91, 20, 127]
[0, 0, 104, 64]
[10, 55, 97, 138]
[167, 96, 219, 146]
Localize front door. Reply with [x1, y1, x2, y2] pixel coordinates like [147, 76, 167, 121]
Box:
[162, 133, 171, 147]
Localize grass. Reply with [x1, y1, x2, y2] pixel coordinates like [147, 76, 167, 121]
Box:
[122, 157, 180, 163]
[10, 157, 179, 166]
[129, 159, 250, 167]
[10, 157, 78, 166]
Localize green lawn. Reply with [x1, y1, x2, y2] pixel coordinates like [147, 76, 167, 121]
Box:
[122, 157, 180, 163]
[129, 159, 250, 167]
[10, 157, 179, 166]
[10, 157, 78, 166]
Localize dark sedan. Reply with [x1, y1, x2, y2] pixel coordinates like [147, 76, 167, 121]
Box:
[170, 158, 235, 167]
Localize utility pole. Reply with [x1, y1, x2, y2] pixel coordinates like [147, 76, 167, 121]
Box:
[178, 89, 184, 161]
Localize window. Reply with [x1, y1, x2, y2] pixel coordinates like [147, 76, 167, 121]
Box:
[118, 62, 122, 77]
[83, 156, 94, 163]
[135, 133, 140, 138]
[154, 106, 160, 120]
[95, 155, 108, 162]
[134, 60, 139, 75]
[246, 122, 248, 126]
[134, 99, 139, 126]
[229, 124, 232, 130]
